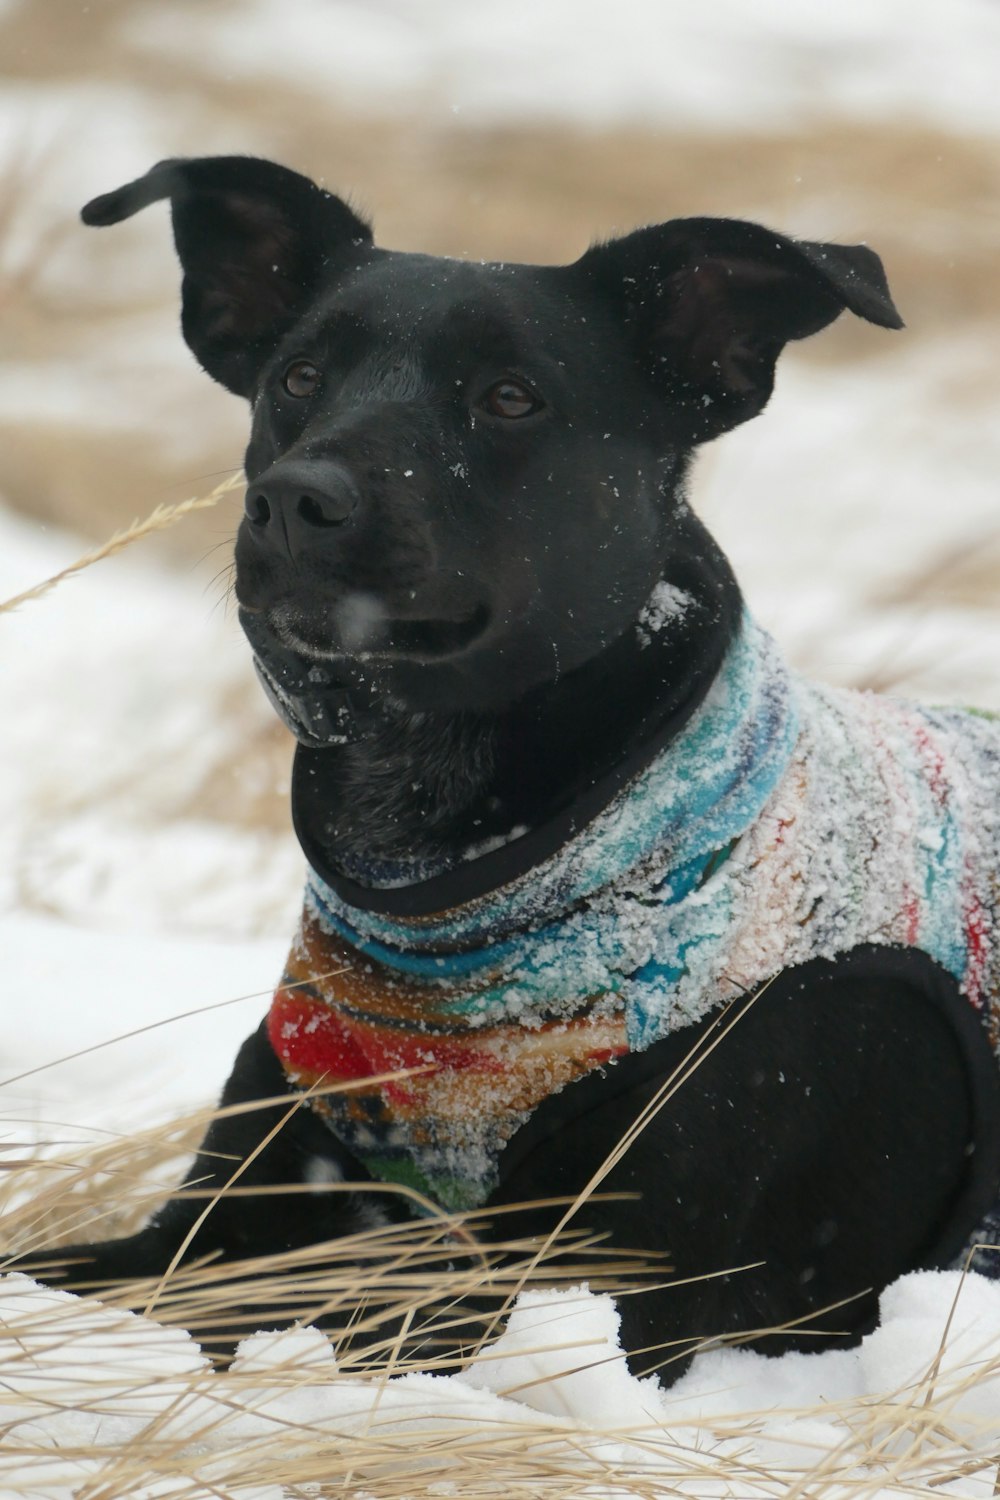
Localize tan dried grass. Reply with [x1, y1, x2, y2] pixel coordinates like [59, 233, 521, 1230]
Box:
[2, 1116, 999, 1500]
[3, 999, 999, 1497]
[0, 469, 245, 614]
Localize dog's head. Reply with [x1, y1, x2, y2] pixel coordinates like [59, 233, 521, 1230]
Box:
[84, 155, 901, 730]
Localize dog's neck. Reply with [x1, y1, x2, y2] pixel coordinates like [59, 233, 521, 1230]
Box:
[294, 504, 741, 897]
[320, 710, 500, 872]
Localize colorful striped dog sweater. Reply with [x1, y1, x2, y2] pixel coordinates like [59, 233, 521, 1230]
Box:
[268, 613, 1000, 1217]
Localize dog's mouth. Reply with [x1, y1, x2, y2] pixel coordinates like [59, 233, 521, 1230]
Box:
[275, 598, 491, 665]
[358, 604, 491, 660]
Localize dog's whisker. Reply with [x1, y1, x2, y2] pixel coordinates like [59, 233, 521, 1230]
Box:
[198, 537, 238, 567]
[204, 563, 237, 616]
[165, 464, 244, 490]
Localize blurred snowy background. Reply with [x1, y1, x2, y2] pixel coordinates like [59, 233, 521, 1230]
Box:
[3, 0, 1000, 1136]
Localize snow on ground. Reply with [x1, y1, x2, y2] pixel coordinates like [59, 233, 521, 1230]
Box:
[0, 506, 300, 933]
[1, 914, 285, 1140]
[0, 503, 298, 1142]
[0, 1275, 998, 1498]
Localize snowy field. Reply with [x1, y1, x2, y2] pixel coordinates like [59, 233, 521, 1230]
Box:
[3, 2, 1000, 1495]
[1, 1273, 999, 1499]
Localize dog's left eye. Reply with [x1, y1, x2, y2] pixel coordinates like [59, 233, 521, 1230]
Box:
[480, 380, 543, 420]
[282, 360, 321, 398]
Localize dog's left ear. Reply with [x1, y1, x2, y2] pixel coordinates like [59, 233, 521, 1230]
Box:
[579, 218, 902, 440]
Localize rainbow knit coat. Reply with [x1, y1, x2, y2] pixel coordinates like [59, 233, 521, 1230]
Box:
[268, 614, 1000, 1230]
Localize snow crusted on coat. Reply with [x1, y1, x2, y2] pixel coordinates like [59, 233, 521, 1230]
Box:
[270, 612, 1000, 1211]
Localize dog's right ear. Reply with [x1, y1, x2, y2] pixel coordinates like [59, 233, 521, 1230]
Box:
[82, 156, 373, 397]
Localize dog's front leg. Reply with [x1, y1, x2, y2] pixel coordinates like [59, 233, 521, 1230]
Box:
[13, 1021, 396, 1295]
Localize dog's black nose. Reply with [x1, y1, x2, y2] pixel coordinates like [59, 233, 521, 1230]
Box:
[245, 460, 358, 552]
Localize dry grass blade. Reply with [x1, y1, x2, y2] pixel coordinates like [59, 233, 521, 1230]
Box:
[0, 966, 355, 1094]
[2, 1098, 1000, 1498]
[473, 983, 767, 1354]
[0, 470, 245, 614]
[2, 993, 998, 1498]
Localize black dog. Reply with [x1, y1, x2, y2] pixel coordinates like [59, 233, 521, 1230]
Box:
[19, 156, 1000, 1381]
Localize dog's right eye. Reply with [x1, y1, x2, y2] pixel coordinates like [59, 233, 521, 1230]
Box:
[282, 360, 321, 398]
[479, 380, 543, 420]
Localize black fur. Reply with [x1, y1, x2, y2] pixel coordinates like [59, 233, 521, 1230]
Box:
[16, 157, 1000, 1384]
